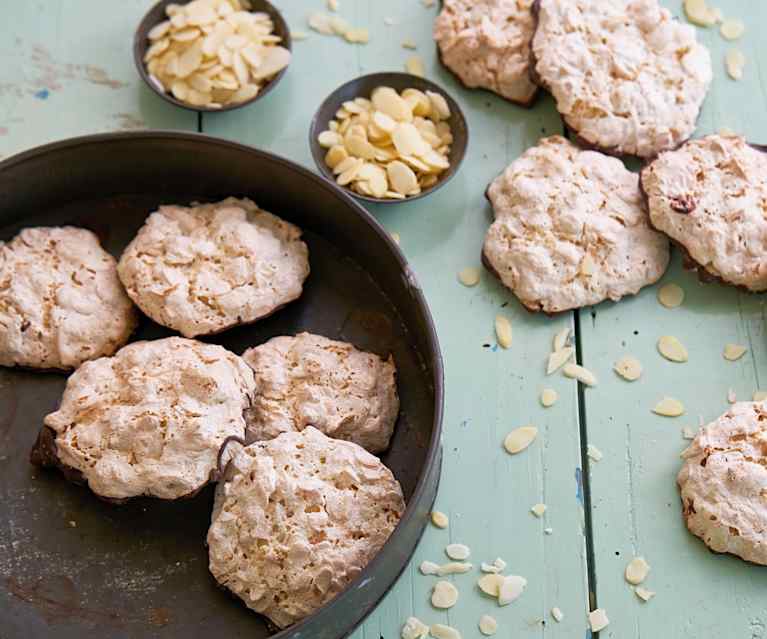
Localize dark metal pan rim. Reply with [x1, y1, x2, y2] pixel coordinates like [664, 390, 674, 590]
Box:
[0, 129, 444, 637]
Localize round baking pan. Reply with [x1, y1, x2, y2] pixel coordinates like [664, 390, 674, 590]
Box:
[0, 132, 443, 639]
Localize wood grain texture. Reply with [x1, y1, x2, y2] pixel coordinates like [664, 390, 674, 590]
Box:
[203, 2, 591, 637]
[579, 2, 767, 637]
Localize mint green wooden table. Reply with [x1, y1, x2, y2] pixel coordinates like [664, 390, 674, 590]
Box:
[0, 1, 763, 637]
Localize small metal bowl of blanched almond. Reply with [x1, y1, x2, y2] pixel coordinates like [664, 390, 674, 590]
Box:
[134, 0, 291, 112]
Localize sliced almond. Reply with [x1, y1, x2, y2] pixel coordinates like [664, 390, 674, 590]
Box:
[336, 158, 363, 186]
[720, 18, 745, 40]
[498, 575, 526, 606]
[429, 624, 461, 639]
[403, 88, 432, 116]
[458, 267, 480, 287]
[624, 557, 650, 585]
[325, 145, 348, 169]
[402, 38, 418, 50]
[657, 283, 685, 308]
[144, 38, 170, 62]
[392, 123, 429, 157]
[726, 48, 746, 80]
[445, 543, 471, 561]
[547, 347, 574, 374]
[587, 444, 603, 462]
[431, 510, 449, 529]
[563, 362, 597, 387]
[431, 581, 459, 609]
[478, 574, 505, 597]
[420, 560, 440, 575]
[657, 336, 688, 363]
[503, 426, 537, 454]
[479, 616, 497, 636]
[480, 558, 506, 573]
[345, 27, 370, 44]
[531, 503, 546, 518]
[724, 343, 748, 361]
[653, 397, 685, 417]
[614, 356, 642, 381]
[406, 55, 425, 77]
[589, 609, 610, 633]
[682, 427, 696, 440]
[683, 0, 719, 26]
[553, 327, 570, 352]
[373, 87, 413, 121]
[635, 587, 656, 602]
[437, 562, 473, 576]
[495, 315, 512, 349]
[148, 20, 172, 41]
[551, 607, 564, 622]
[402, 617, 430, 639]
[540, 388, 558, 408]
[426, 90, 450, 120]
[318, 130, 343, 148]
[252, 46, 291, 80]
[387, 160, 419, 195]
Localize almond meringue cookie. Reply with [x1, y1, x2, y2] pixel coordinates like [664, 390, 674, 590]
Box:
[207, 426, 405, 628]
[678, 401, 767, 565]
[483, 136, 669, 312]
[434, 0, 538, 106]
[641, 135, 767, 291]
[242, 333, 399, 453]
[32, 337, 256, 501]
[531, 0, 712, 158]
[117, 198, 309, 338]
[0, 227, 137, 370]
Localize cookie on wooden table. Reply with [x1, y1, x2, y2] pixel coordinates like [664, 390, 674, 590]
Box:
[678, 401, 767, 565]
[0, 226, 137, 370]
[641, 134, 767, 291]
[242, 332, 398, 453]
[31, 337, 256, 502]
[434, 0, 538, 106]
[483, 136, 669, 313]
[207, 427, 405, 628]
[531, 0, 712, 158]
[117, 197, 309, 338]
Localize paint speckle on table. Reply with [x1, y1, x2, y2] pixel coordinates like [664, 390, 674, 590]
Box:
[575, 467, 584, 505]
[33, 89, 49, 100]
[85, 66, 126, 90]
[113, 113, 145, 130]
[0, 127, 7, 136]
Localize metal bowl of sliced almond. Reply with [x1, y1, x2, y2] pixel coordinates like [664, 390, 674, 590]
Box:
[134, 0, 291, 112]
[309, 72, 469, 203]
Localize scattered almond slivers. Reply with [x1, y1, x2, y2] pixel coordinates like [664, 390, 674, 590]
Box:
[634, 586, 656, 602]
[614, 355, 642, 381]
[683, 0, 720, 27]
[682, 427, 696, 440]
[419, 560, 440, 575]
[481, 557, 507, 573]
[657, 336, 688, 363]
[495, 315, 512, 349]
[724, 343, 748, 361]
[458, 266, 480, 287]
[503, 426, 537, 454]
[431, 510, 449, 528]
[547, 347, 574, 375]
[551, 607, 564, 622]
[445, 543, 471, 560]
[587, 444, 603, 462]
[319, 86, 453, 199]
[720, 18, 745, 40]
[401, 617, 430, 639]
[429, 624, 461, 639]
[553, 327, 570, 352]
[478, 573, 505, 597]
[406, 55, 425, 78]
[653, 397, 685, 417]
[589, 609, 610, 633]
[657, 283, 685, 308]
[624, 557, 650, 585]
[498, 575, 527, 606]
[540, 388, 558, 408]
[436, 562, 473, 576]
[563, 362, 597, 387]
[308, 12, 368, 43]
[144, 0, 291, 109]
[402, 39, 418, 50]
[431, 580, 459, 609]
[478, 615, 497, 636]
[726, 49, 746, 80]
[531, 503, 546, 517]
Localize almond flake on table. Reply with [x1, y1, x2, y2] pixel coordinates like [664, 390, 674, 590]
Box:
[624, 557, 650, 585]
[402, 39, 418, 50]
[635, 586, 656, 602]
[437, 562, 473, 576]
[495, 315, 512, 349]
[422, 0, 436, 6]
[402, 617, 430, 639]
[430, 624, 461, 639]
[540, 388, 558, 407]
[754, 391, 767, 402]
[420, 560, 440, 575]
[478, 573, 505, 596]
[530, 503, 546, 518]
[657, 335, 688, 362]
[498, 575, 527, 606]
[589, 609, 610, 632]
[503, 426, 537, 454]
[726, 48, 746, 80]
[720, 18, 745, 40]
[563, 362, 597, 386]
[481, 557, 507, 573]
[431, 510, 449, 528]
[406, 55, 425, 78]
[547, 347, 574, 374]
[543, 527, 553, 535]
[345, 27, 370, 44]
[728, 388, 737, 404]
[683, 0, 720, 26]
[614, 355, 642, 381]
[657, 282, 685, 308]
[551, 607, 564, 622]
[291, 29, 309, 40]
[587, 444, 603, 462]
[458, 266, 480, 287]
[723, 343, 748, 361]
[431, 580, 459, 609]
[653, 397, 685, 417]
[445, 543, 471, 561]
[390, 232, 401, 245]
[682, 427, 696, 440]
[553, 327, 570, 352]
[478, 615, 497, 636]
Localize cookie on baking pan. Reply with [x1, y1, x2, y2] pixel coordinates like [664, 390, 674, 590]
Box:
[31, 337, 256, 502]
[242, 332, 398, 453]
[117, 197, 309, 338]
[207, 427, 405, 628]
[434, 0, 538, 106]
[641, 134, 767, 291]
[531, 0, 712, 158]
[483, 136, 669, 313]
[0, 226, 137, 371]
[678, 401, 767, 565]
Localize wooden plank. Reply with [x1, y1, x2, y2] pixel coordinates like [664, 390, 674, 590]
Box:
[579, 2, 767, 636]
[0, 0, 195, 160]
[203, 2, 591, 637]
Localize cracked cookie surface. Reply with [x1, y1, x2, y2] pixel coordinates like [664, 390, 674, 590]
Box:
[118, 198, 309, 338]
